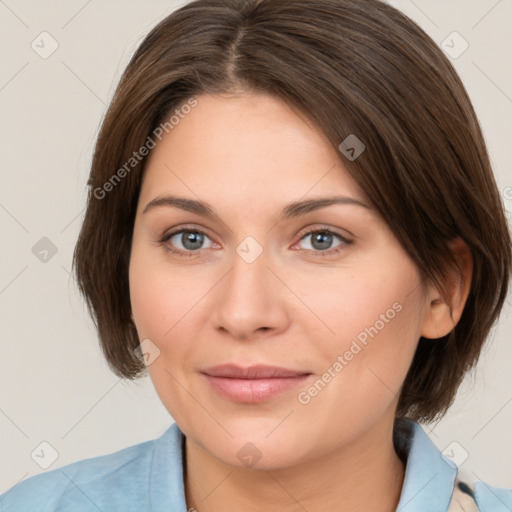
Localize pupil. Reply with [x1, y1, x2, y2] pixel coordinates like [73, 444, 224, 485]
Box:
[313, 232, 331, 250]
[183, 232, 203, 250]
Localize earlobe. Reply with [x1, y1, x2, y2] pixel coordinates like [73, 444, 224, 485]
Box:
[421, 299, 456, 340]
[421, 237, 473, 340]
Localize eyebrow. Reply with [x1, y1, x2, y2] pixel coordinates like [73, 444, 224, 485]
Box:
[142, 194, 371, 220]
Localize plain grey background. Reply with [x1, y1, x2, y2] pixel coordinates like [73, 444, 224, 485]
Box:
[1, 0, 511, 493]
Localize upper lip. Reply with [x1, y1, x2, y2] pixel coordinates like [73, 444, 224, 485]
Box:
[201, 364, 311, 379]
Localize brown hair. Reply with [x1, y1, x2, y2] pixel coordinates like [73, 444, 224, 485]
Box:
[73, 0, 511, 423]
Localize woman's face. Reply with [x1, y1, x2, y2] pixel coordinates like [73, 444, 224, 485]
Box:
[129, 92, 432, 469]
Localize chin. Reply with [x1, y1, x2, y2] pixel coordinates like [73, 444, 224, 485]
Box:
[191, 420, 311, 470]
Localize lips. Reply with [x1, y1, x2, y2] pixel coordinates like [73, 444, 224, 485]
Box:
[200, 364, 312, 403]
[201, 364, 310, 379]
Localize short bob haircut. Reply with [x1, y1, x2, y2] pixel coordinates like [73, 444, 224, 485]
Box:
[73, 0, 511, 424]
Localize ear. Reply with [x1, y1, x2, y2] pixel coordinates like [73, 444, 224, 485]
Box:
[421, 237, 473, 340]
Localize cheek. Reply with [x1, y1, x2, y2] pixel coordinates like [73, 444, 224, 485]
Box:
[128, 246, 204, 424]
[129, 271, 171, 341]
[310, 258, 422, 356]
[303, 260, 424, 408]
[291, 275, 423, 451]
[128, 241, 202, 341]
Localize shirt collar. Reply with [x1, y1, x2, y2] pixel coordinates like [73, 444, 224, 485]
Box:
[395, 418, 457, 512]
[149, 422, 187, 512]
[149, 419, 457, 512]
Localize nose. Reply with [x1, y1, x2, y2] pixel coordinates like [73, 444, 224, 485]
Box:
[211, 244, 290, 342]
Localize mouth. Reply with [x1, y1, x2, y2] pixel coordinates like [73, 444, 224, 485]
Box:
[200, 364, 313, 403]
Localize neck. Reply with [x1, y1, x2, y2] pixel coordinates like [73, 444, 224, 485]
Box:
[184, 415, 406, 512]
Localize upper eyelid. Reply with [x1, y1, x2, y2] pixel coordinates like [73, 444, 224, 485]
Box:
[300, 226, 352, 240]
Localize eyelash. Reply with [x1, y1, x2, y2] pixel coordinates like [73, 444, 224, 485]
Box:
[158, 225, 352, 258]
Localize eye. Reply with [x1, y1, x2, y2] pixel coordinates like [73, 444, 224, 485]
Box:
[158, 225, 352, 258]
[160, 227, 217, 255]
[295, 227, 352, 256]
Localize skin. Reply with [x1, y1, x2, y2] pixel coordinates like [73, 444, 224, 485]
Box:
[129, 92, 472, 512]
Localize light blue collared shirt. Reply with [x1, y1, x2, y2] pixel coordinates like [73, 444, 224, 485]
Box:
[1, 419, 511, 511]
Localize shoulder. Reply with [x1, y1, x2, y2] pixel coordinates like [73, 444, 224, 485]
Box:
[394, 419, 512, 512]
[0, 431, 168, 512]
[474, 480, 512, 511]
[448, 473, 512, 511]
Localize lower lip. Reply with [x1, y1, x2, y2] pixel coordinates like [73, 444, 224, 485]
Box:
[202, 374, 312, 403]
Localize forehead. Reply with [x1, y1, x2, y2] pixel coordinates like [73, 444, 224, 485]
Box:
[139, 93, 367, 214]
